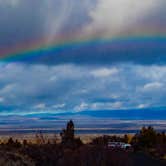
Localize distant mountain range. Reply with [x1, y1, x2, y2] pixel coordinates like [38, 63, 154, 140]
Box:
[25, 107, 166, 120]
[0, 108, 165, 134]
[78, 108, 166, 120]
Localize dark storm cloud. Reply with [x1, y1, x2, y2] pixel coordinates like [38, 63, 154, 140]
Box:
[0, 1, 44, 48]
[0, 0, 92, 48]
[0, 0, 166, 65]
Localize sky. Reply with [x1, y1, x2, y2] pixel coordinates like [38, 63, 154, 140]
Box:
[0, 0, 166, 116]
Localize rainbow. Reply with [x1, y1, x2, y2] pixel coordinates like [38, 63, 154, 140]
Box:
[0, 33, 166, 63]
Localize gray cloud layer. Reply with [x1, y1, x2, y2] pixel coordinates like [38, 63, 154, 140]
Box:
[0, 63, 166, 114]
[0, 0, 92, 48]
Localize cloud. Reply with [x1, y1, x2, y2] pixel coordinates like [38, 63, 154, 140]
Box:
[52, 103, 66, 109]
[0, 97, 5, 103]
[74, 101, 123, 112]
[86, 101, 122, 110]
[138, 104, 149, 109]
[34, 103, 46, 110]
[0, 0, 165, 49]
[42, 0, 72, 41]
[91, 68, 118, 78]
[0, 63, 166, 114]
[0, 0, 166, 66]
[0, 0, 20, 7]
[84, 0, 166, 37]
[0, 0, 166, 121]
[74, 102, 89, 112]
[0, 0, 93, 49]
[143, 82, 163, 91]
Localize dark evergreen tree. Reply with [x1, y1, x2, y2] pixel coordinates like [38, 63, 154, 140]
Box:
[60, 120, 75, 144]
[60, 120, 83, 148]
